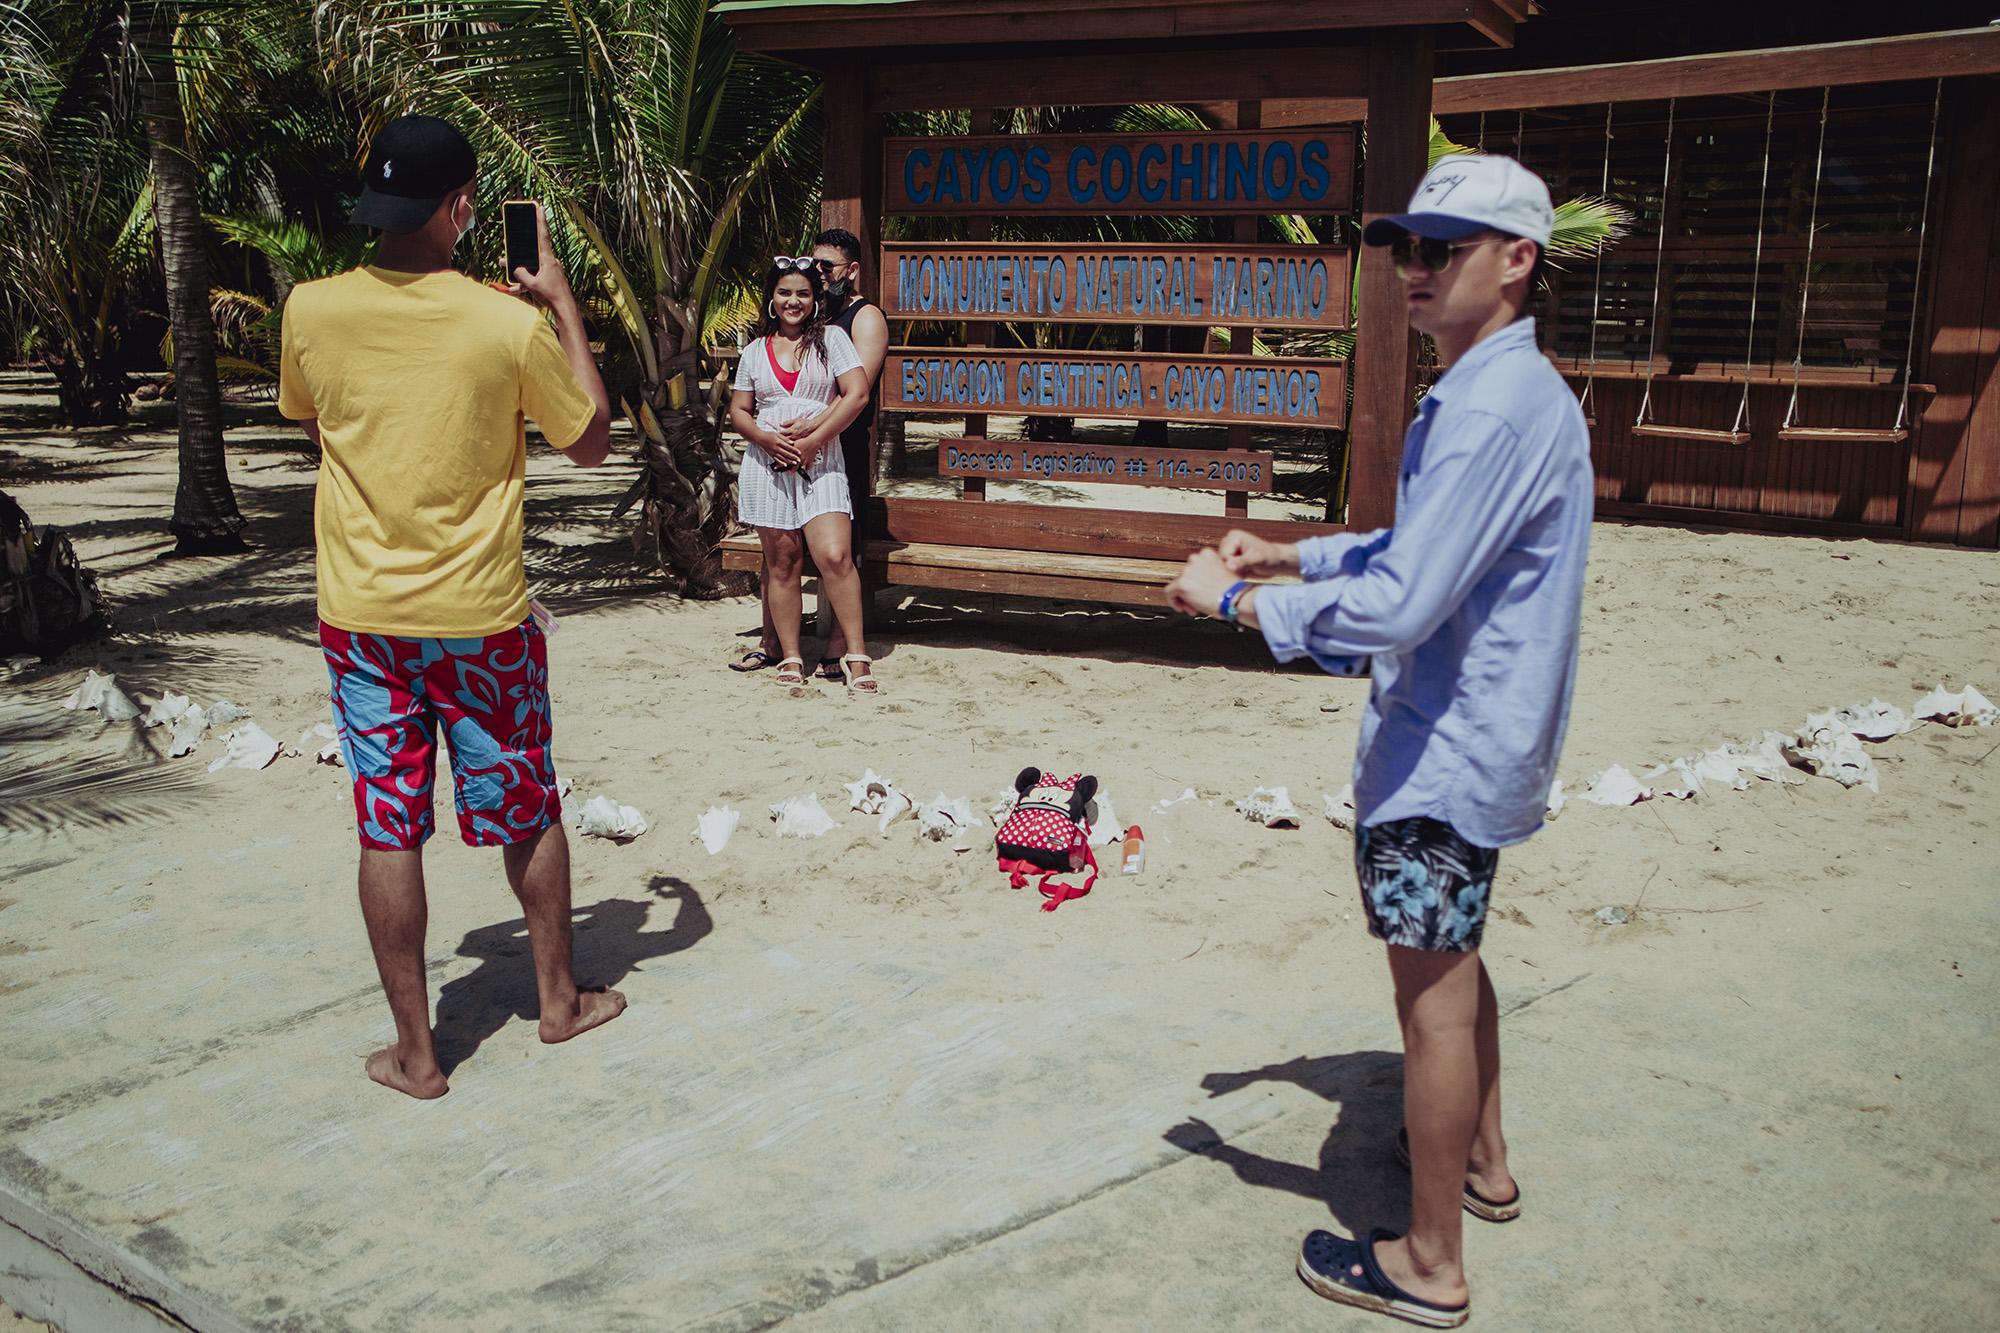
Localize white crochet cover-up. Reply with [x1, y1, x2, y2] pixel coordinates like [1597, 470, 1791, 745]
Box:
[734, 327, 862, 531]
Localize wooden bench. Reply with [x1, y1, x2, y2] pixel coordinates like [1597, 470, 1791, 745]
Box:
[719, 496, 1346, 608]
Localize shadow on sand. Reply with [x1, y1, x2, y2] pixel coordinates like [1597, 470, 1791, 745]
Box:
[1162, 1050, 1410, 1233]
[432, 875, 711, 1075]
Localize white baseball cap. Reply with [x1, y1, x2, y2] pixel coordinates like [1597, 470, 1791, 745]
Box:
[1363, 154, 1554, 249]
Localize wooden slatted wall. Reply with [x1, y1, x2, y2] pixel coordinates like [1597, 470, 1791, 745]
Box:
[1448, 85, 1946, 536]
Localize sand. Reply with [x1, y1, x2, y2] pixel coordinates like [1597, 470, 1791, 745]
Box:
[1, 372, 1997, 1329]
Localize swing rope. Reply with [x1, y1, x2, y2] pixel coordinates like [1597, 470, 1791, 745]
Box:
[1891, 78, 1943, 436]
[1781, 88, 1833, 433]
[1730, 91, 1778, 437]
[1633, 98, 1676, 431]
[1579, 102, 1614, 423]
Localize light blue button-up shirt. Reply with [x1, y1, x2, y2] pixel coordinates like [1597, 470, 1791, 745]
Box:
[1254, 317, 1593, 848]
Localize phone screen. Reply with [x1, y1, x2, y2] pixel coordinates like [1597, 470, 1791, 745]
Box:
[503, 201, 539, 277]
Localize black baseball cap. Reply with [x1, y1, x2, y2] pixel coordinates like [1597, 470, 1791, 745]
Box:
[350, 115, 477, 234]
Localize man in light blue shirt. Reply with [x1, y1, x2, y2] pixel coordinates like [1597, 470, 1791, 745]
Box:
[1167, 154, 1592, 1327]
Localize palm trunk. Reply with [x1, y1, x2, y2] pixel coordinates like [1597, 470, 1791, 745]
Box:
[142, 9, 245, 554]
[636, 301, 739, 596]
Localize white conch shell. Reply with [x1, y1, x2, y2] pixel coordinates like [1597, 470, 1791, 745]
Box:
[1784, 713, 1878, 791]
[1736, 731, 1809, 786]
[844, 769, 895, 814]
[63, 669, 141, 722]
[141, 690, 192, 729]
[987, 786, 1020, 826]
[1323, 784, 1356, 830]
[207, 722, 283, 773]
[1913, 682, 1996, 728]
[575, 795, 649, 840]
[1085, 792, 1123, 846]
[1543, 779, 1565, 821]
[695, 805, 739, 855]
[206, 699, 251, 727]
[1832, 699, 1914, 741]
[879, 789, 916, 835]
[770, 792, 837, 838]
[1692, 745, 1747, 791]
[168, 704, 210, 758]
[1641, 757, 1703, 801]
[1578, 764, 1651, 806]
[300, 722, 342, 765]
[916, 793, 973, 842]
[1235, 786, 1300, 828]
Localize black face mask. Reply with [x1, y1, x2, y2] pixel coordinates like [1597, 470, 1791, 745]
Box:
[824, 276, 853, 302]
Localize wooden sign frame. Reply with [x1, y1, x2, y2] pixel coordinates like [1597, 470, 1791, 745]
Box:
[886, 348, 1344, 427]
[880, 242, 1351, 331]
[884, 129, 1356, 215]
[939, 437, 1276, 491]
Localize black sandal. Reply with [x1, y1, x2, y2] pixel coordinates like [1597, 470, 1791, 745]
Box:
[1297, 1229, 1469, 1328]
[728, 649, 780, 673]
[1394, 1128, 1522, 1222]
[817, 657, 843, 681]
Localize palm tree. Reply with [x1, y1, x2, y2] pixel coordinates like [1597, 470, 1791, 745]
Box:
[0, 1, 152, 426]
[309, 0, 821, 595]
[140, 1, 247, 552]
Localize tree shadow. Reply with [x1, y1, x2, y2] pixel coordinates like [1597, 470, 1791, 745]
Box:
[431, 875, 712, 1076]
[1162, 1050, 1410, 1234]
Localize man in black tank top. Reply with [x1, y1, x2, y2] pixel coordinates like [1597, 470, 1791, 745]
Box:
[810, 227, 887, 673]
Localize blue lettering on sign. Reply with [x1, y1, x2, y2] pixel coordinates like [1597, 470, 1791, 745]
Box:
[1224, 142, 1257, 202]
[1263, 141, 1296, 201]
[934, 151, 962, 204]
[990, 147, 1019, 203]
[1067, 146, 1098, 204]
[1137, 143, 1168, 203]
[1171, 143, 1202, 202]
[1100, 145, 1134, 203]
[1022, 146, 1052, 202]
[1299, 140, 1331, 201]
[904, 148, 934, 206]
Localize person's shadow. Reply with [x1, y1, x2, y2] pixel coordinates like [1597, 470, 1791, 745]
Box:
[1162, 1050, 1410, 1235]
[432, 876, 712, 1075]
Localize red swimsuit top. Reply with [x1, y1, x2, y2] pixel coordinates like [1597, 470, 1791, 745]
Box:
[764, 339, 800, 394]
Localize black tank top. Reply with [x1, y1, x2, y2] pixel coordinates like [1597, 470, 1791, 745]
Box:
[828, 297, 879, 433]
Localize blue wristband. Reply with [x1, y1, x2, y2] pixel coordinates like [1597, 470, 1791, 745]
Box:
[1218, 580, 1250, 623]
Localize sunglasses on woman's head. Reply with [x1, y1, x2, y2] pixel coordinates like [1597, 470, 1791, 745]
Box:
[771, 256, 818, 273]
[1389, 234, 1499, 277]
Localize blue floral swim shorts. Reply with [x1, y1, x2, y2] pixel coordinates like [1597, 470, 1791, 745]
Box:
[1353, 816, 1500, 953]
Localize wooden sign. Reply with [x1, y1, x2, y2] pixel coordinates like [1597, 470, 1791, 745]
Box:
[886, 349, 1345, 427]
[884, 130, 1355, 215]
[940, 438, 1275, 492]
[880, 243, 1350, 331]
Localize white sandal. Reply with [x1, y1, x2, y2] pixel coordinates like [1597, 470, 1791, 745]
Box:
[774, 657, 807, 693]
[839, 653, 879, 694]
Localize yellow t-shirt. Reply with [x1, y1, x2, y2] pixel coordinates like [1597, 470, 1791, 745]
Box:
[277, 266, 596, 638]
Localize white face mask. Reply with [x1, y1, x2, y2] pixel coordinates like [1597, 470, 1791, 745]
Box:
[455, 197, 477, 245]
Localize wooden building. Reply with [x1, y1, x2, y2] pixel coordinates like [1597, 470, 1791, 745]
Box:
[716, 1, 2000, 610]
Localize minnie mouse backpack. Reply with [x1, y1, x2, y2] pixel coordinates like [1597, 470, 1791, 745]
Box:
[995, 768, 1098, 912]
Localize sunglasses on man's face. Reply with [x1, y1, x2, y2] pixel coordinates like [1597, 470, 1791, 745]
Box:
[1389, 234, 1498, 277]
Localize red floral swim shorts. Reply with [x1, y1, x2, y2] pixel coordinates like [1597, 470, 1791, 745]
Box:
[320, 620, 561, 850]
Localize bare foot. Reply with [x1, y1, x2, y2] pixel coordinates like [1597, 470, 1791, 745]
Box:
[1371, 1234, 1468, 1309]
[365, 1046, 449, 1100]
[539, 987, 627, 1044]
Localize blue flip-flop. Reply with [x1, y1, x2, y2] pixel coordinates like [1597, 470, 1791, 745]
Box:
[1296, 1228, 1469, 1328]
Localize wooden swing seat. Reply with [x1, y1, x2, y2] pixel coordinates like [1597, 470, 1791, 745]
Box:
[1630, 424, 1752, 445]
[1775, 425, 1907, 444]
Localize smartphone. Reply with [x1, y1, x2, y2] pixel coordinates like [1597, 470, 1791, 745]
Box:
[503, 200, 539, 277]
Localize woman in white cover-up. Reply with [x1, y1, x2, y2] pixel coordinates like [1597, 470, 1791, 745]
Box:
[728, 257, 876, 693]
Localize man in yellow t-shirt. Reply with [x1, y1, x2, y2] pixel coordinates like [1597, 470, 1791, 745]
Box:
[278, 114, 623, 1100]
